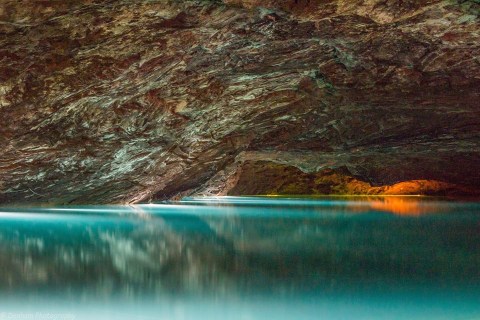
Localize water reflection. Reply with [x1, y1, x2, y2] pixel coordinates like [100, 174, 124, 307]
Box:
[178, 195, 471, 216]
[0, 197, 479, 319]
[333, 196, 456, 216]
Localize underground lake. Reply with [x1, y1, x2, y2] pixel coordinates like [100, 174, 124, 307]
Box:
[0, 196, 479, 320]
[2, 0, 480, 319]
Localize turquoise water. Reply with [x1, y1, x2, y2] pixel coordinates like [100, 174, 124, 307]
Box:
[0, 197, 479, 319]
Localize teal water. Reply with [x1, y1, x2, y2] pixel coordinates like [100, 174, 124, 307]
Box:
[0, 197, 479, 319]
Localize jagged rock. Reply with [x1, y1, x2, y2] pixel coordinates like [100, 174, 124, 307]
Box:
[0, 0, 479, 204]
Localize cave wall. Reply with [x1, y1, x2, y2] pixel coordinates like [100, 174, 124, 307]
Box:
[0, 0, 479, 203]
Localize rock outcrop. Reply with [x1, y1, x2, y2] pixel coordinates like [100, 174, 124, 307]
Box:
[0, 0, 479, 204]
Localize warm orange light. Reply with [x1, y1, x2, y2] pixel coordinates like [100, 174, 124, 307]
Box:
[344, 196, 450, 216]
[369, 197, 432, 216]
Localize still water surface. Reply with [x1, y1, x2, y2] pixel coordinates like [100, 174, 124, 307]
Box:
[0, 197, 479, 319]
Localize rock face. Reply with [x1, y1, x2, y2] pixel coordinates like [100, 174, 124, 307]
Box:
[0, 0, 479, 204]
[220, 161, 476, 197]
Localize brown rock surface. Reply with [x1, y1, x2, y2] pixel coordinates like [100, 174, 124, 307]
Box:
[220, 161, 479, 197]
[0, 0, 479, 204]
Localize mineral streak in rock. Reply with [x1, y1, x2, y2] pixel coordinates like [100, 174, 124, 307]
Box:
[0, 0, 479, 204]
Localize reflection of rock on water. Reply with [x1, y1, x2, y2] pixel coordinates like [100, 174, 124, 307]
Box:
[342, 196, 452, 216]
[98, 217, 236, 295]
[0, 214, 237, 297]
[0, 201, 480, 299]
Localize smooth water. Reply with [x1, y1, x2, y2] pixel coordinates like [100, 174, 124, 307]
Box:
[0, 197, 479, 320]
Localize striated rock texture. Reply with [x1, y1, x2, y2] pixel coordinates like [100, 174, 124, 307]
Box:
[0, 0, 479, 204]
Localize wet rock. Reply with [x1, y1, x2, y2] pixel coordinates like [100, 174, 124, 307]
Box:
[0, 0, 479, 204]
